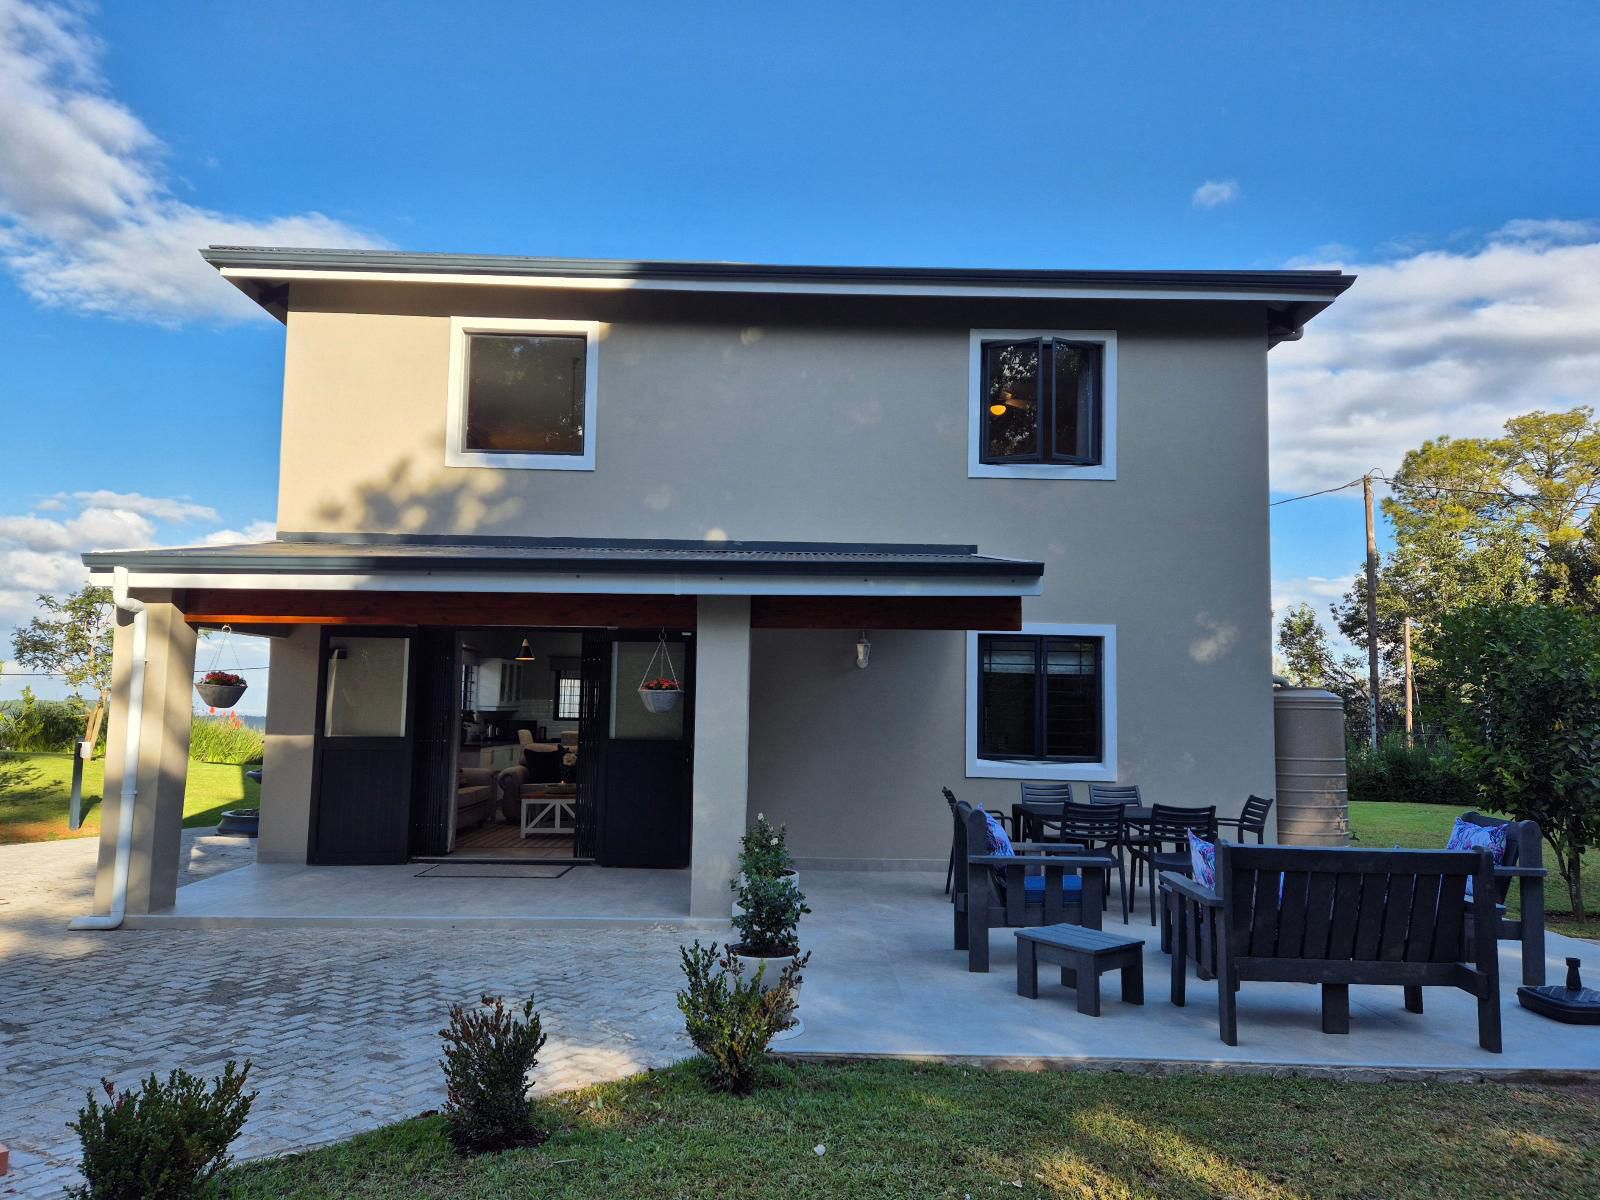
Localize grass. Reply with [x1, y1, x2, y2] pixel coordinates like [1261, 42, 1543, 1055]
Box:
[1349, 800, 1598, 939]
[227, 1059, 1600, 1199]
[0, 751, 259, 844]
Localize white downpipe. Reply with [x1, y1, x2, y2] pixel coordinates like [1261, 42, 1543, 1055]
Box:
[69, 567, 147, 931]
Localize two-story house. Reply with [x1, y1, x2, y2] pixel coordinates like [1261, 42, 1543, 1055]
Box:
[80, 247, 1352, 924]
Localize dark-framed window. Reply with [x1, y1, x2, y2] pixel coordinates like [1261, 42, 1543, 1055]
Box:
[980, 337, 1102, 465]
[977, 634, 1103, 762]
[554, 669, 581, 720]
[464, 332, 587, 456]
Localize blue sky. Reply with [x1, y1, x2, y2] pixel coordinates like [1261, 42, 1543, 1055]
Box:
[3, 0, 1598, 712]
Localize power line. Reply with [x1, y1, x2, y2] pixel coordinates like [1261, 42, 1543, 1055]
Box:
[1270, 477, 1365, 506]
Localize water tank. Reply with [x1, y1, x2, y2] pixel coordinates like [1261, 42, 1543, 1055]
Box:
[1273, 687, 1349, 846]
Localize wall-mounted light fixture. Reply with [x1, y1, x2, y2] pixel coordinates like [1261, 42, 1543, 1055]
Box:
[855, 631, 872, 670]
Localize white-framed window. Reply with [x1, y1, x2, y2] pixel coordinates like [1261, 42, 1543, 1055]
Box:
[445, 317, 600, 470]
[967, 329, 1116, 480]
[965, 623, 1116, 781]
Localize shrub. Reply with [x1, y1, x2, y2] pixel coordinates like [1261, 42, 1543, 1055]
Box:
[0, 688, 89, 752]
[438, 993, 548, 1154]
[738, 812, 793, 879]
[676, 942, 806, 1095]
[730, 874, 809, 957]
[189, 713, 265, 764]
[1346, 735, 1473, 806]
[69, 1061, 254, 1200]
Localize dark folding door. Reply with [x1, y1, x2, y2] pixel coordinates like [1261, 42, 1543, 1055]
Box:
[408, 628, 459, 857]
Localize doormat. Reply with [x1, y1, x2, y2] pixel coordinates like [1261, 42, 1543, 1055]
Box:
[414, 863, 573, 879]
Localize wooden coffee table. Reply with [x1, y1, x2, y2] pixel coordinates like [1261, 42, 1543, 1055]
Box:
[1015, 924, 1145, 1016]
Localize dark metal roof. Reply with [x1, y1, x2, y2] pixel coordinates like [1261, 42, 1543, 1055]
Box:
[84, 533, 1043, 580]
[203, 246, 1354, 297]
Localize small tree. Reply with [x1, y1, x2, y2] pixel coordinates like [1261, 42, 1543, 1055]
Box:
[1436, 604, 1600, 922]
[11, 586, 114, 754]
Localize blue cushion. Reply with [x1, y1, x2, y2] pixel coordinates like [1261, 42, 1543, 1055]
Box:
[1189, 834, 1217, 889]
[1023, 874, 1084, 895]
[981, 809, 1014, 856]
[1445, 817, 1507, 898]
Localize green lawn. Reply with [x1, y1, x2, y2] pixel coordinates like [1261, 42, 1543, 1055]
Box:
[227, 1059, 1600, 1199]
[1349, 800, 1597, 939]
[0, 752, 259, 844]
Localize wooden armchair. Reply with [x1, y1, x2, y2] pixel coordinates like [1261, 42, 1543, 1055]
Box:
[1457, 811, 1548, 986]
[951, 800, 1106, 972]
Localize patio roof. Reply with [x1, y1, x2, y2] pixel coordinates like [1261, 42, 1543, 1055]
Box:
[85, 533, 1041, 628]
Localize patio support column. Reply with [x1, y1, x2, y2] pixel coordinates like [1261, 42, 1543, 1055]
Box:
[91, 596, 196, 916]
[690, 596, 752, 918]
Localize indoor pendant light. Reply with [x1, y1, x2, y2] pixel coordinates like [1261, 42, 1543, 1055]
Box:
[515, 637, 536, 662]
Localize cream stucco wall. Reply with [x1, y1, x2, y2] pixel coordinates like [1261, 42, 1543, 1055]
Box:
[271, 282, 1276, 865]
[258, 625, 320, 863]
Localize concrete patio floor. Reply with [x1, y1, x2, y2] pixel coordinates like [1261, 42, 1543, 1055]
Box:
[126, 860, 703, 928]
[783, 870, 1600, 1076]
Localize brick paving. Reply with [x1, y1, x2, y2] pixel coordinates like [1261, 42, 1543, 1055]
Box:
[0, 835, 693, 1198]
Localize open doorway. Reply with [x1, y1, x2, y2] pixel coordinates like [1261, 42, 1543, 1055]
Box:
[447, 629, 584, 862]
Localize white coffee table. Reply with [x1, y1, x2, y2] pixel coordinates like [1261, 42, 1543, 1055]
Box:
[521, 792, 576, 836]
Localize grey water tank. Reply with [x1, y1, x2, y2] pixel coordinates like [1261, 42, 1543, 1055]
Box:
[1273, 687, 1349, 846]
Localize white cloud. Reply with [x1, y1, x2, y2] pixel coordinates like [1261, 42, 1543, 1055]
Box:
[0, 491, 273, 645]
[0, 0, 384, 322]
[203, 520, 276, 546]
[1269, 220, 1600, 491]
[66, 490, 218, 522]
[1191, 179, 1240, 209]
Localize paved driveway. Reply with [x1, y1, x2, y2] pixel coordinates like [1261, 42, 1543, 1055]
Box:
[0, 837, 692, 1199]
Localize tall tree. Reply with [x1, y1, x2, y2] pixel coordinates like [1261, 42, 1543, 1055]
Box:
[1333, 407, 1600, 729]
[1436, 604, 1600, 922]
[10, 586, 114, 753]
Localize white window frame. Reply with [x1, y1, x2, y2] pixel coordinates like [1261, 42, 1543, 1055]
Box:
[965, 622, 1117, 781]
[967, 329, 1117, 480]
[445, 316, 601, 470]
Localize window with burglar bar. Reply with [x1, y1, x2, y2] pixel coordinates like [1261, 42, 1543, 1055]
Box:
[977, 633, 1103, 763]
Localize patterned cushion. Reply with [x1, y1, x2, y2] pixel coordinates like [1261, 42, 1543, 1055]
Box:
[981, 809, 1014, 856]
[1446, 818, 1507, 898]
[1189, 834, 1217, 890]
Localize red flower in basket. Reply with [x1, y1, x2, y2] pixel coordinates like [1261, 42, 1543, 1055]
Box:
[202, 671, 248, 687]
[639, 677, 681, 691]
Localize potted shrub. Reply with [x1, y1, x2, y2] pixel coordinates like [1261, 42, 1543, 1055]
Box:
[732, 813, 798, 917]
[195, 670, 247, 710]
[638, 676, 682, 713]
[728, 819, 810, 1040]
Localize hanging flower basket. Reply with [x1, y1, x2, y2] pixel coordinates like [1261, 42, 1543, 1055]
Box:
[638, 678, 682, 712]
[196, 671, 248, 710]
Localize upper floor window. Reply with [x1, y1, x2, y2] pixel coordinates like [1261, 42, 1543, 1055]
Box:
[968, 329, 1116, 480]
[446, 317, 600, 470]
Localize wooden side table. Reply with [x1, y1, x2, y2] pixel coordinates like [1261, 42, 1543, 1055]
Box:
[1016, 924, 1146, 1016]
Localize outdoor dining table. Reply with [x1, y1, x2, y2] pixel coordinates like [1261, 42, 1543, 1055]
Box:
[1011, 801, 1153, 842]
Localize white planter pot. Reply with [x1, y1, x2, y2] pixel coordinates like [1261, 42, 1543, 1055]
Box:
[638, 688, 682, 713]
[726, 945, 805, 1042]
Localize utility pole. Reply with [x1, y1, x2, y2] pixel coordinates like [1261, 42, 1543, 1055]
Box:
[1403, 616, 1414, 742]
[1364, 472, 1381, 751]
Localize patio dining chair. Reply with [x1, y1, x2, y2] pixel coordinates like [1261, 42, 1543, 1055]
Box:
[1126, 803, 1217, 925]
[1086, 783, 1142, 808]
[1015, 781, 1074, 842]
[1214, 794, 1273, 844]
[1055, 801, 1130, 922]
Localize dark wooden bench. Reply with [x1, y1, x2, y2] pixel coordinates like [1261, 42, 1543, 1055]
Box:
[951, 800, 1107, 973]
[1163, 842, 1502, 1052]
[1016, 925, 1145, 1015]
